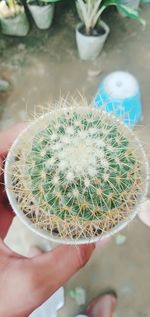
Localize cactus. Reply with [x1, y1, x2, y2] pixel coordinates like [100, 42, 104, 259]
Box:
[7, 105, 148, 242]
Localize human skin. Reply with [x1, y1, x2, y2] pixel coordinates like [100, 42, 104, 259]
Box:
[0, 124, 95, 317]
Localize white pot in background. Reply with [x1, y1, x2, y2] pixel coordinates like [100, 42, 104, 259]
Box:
[0, 10, 29, 36]
[76, 21, 110, 61]
[28, 4, 54, 30]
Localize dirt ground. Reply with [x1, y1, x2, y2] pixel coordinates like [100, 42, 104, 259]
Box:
[0, 3, 150, 317]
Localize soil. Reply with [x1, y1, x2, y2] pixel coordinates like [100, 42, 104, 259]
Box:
[79, 24, 106, 36]
[1, 3, 150, 317]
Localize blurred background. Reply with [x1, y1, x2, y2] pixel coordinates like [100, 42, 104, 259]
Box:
[0, 0, 150, 316]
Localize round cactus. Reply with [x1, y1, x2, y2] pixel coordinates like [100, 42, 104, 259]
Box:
[5, 105, 149, 242]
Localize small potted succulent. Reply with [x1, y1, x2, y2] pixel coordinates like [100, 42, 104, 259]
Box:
[76, 0, 145, 60]
[27, 0, 60, 30]
[0, 0, 29, 36]
[4, 101, 149, 245]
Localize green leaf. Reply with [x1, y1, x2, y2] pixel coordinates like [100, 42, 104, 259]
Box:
[7, 0, 16, 9]
[118, 4, 138, 17]
[118, 4, 146, 26]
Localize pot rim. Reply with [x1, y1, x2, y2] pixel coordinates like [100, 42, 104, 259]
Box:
[27, 2, 54, 7]
[76, 20, 110, 38]
[4, 108, 150, 245]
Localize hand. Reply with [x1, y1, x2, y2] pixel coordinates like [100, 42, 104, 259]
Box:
[0, 124, 95, 317]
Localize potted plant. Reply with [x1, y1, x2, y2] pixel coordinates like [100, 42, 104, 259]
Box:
[0, 0, 29, 36]
[4, 100, 149, 245]
[26, 0, 60, 30]
[76, 0, 145, 60]
[118, 0, 140, 16]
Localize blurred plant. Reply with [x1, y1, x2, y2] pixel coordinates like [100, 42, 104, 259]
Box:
[0, 0, 23, 17]
[27, 0, 62, 6]
[76, 0, 145, 35]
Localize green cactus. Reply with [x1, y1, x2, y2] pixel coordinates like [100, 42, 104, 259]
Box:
[8, 106, 145, 241]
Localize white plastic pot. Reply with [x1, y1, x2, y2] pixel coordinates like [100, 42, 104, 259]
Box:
[76, 21, 110, 61]
[28, 4, 54, 30]
[4, 109, 149, 245]
[0, 10, 29, 36]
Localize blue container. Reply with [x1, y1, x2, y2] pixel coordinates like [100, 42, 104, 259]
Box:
[94, 71, 142, 128]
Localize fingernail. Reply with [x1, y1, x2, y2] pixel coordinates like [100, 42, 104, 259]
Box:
[88, 295, 117, 317]
[96, 237, 111, 249]
[99, 295, 117, 316]
[87, 243, 96, 254]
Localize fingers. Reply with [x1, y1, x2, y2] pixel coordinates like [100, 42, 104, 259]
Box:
[0, 124, 27, 239]
[0, 156, 14, 239]
[29, 244, 95, 302]
[0, 203, 14, 240]
[0, 123, 27, 158]
[86, 294, 117, 317]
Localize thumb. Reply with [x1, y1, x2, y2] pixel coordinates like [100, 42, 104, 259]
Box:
[28, 244, 95, 305]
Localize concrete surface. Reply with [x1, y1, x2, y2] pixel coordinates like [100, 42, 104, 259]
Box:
[0, 4, 150, 317]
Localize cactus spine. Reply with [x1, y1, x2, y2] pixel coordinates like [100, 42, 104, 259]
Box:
[7, 105, 147, 241]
